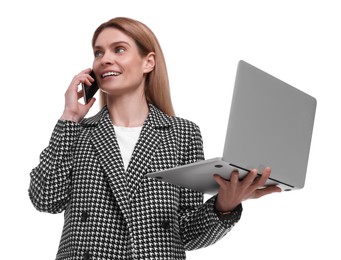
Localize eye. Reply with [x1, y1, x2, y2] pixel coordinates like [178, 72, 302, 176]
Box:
[94, 50, 103, 58]
[115, 46, 125, 54]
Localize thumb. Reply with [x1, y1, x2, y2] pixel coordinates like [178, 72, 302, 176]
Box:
[85, 97, 96, 109]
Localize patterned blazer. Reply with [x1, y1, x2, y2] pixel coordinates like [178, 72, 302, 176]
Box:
[29, 104, 242, 260]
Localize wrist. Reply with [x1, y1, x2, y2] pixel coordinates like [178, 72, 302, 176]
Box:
[214, 196, 239, 219]
[214, 199, 236, 213]
[60, 110, 81, 122]
[215, 208, 232, 215]
[214, 203, 242, 221]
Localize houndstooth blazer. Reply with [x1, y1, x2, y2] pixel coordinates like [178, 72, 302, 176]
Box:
[29, 104, 242, 260]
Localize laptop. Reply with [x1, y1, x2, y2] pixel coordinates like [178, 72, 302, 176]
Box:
[146, 60, 317, 195]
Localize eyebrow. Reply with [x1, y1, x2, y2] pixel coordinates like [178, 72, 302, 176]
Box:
[93, 41, 131, 49]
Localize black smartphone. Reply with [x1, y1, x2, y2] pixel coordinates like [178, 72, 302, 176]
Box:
[82, 70, 99, 104]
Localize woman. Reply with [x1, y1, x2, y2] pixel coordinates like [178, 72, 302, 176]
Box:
[29, 17, 280, 260]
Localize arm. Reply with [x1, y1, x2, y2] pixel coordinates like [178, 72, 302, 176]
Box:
[28, 120, 81, 213]
[29, 69, 96, 213]
[178, 123, 242, 250]
[179, 188, 242, 250]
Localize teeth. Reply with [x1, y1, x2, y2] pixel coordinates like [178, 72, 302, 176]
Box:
[102, 71, 121, 78]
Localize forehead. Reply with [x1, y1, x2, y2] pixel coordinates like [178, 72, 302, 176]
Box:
[94, 27, 135, 47]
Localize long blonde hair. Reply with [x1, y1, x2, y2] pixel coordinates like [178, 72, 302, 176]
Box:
[92, 17, 175, 116]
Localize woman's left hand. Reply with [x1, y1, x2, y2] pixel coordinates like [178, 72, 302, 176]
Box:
[213, 167, 282, 212]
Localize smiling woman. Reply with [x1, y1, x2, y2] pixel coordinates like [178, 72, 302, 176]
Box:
[91, 17, 174, 116]
[28, 16, 279, 260]
[92, 27, 156, 124]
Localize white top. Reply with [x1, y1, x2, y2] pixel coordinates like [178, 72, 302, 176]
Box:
[113, 125, 142, 170]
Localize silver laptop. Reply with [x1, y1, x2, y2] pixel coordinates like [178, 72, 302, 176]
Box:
[146, 60, 317, 195]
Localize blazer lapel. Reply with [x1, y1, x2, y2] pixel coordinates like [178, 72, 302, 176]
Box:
[125, 105, 172, 200]
[85, 105, 173, 209]
[89, 108, 131, 218]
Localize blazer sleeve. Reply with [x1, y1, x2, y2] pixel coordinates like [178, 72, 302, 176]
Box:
[178, 123, 243, 250]
[28, 120, 81, 214]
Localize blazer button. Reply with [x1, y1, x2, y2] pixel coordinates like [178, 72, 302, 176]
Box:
[161, 220, 170, 230]
[81, 211, 89, 222]
[83, 251, 91, 260]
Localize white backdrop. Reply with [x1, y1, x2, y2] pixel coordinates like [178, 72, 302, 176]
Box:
[1, 0, 340, 259]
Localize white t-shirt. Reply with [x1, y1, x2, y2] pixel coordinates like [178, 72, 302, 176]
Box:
[113, 125, 142, 170]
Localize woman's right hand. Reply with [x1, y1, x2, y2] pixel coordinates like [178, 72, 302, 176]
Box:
[60, 68, 96, 122]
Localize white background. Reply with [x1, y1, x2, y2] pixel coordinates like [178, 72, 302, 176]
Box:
[1, 0, 340, 259]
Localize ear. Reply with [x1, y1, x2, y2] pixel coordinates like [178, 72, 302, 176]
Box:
[143, 52, 155, 73]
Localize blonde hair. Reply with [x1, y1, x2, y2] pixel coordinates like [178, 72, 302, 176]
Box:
[92, 17, 175, 116]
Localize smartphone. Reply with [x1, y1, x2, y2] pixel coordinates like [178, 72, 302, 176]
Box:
[82, 70, 99, 104]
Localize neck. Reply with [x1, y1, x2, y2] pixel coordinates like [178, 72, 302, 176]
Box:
[106, 93, 149, 127]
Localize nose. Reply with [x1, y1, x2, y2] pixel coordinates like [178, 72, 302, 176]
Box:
[100, 51, 115, 65]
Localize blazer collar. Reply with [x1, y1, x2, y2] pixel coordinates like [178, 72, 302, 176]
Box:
[83, 104, 172, 217]
[81, 104, 172, 129]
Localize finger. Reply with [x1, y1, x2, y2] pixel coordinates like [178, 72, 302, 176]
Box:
[77, 89, 83, 100]
[85, 97, 96, 109]
[83, 74, 95, 86]
[262, 167, 271, 177]
[230, 170, 240, 185]
[80, 68, 92, 75]
[242, 169, 259, 186]
[256, 167, 271, 187]
[213, 174, 228, 188]
[73, 68, 93, 86]
[81, 79, 92, 87]
[253, 185, 281, 199]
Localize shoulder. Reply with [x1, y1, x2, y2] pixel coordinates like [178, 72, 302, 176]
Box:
[169, 115, 200, 133]
[149, 104, 200, 133]
[79, 107, 108, 127]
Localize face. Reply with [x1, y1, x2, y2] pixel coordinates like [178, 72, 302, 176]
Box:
[92, 27, 154, 97]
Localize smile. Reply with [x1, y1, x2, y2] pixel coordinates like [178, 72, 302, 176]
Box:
[101, 71, 121, 78]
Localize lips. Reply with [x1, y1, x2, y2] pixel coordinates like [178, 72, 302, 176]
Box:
[101, 71, 121, 78]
